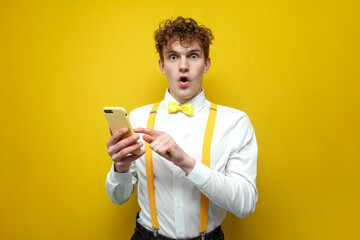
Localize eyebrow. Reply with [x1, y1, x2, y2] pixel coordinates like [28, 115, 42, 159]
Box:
[165, 48, 202, 56]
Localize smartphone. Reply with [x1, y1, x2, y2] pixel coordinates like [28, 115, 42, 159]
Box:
[103, 107, 142, 155]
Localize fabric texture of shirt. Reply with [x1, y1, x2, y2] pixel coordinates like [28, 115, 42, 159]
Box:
[105, 89, 258, 239]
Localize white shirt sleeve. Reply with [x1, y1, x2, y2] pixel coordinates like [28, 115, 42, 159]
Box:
[186, 115, 258, 218]
[105, 163, 138, 205]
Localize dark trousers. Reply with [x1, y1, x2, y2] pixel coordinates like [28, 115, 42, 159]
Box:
[131, 214, 224, 240]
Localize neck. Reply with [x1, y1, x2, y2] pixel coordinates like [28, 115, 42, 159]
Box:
[168, 89, 202, 104]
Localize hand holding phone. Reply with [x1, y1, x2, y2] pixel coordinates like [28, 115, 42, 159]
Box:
[103, 107, 142, 155]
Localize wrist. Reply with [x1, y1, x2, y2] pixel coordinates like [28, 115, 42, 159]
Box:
[114, 163, 129, 173]
[179, 155, 195, 176]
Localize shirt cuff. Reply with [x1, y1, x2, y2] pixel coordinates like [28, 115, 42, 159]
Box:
[109, 163, 132, 183]
[186, 161, 211, 188]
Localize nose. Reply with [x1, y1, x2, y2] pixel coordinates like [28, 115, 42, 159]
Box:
[179, 56, 189, 72]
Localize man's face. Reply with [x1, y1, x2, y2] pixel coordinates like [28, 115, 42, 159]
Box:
[159, 41, 211, 104]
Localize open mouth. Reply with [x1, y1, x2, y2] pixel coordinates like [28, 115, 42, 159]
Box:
[179, 76, 189, 82]
[178, 76, 190, 87]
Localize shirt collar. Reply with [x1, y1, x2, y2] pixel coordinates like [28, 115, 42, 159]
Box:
[163, 88, 207, 116]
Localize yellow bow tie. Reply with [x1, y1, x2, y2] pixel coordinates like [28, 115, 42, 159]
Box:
[168, 102, 194, 116]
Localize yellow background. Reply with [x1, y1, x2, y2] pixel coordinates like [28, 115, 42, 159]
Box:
[1, 0, 359, 239]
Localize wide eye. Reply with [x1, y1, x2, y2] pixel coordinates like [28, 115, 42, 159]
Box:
[190, 54, 198, 59]
[170, 55, 176, 60]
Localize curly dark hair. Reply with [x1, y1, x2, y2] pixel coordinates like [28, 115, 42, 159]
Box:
[154, 16, 214, 61]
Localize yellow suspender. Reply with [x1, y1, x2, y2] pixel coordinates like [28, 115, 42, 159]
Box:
[145, 102, 218, 234]
[145, 102, 160, 230]
[199, 102, 217, 233]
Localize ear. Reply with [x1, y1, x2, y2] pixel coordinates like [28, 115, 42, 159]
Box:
[159, 59, 166, 75]
[203, 58, 211, 73]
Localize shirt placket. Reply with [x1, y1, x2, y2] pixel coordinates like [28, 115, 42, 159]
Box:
[172, 112, 186, 238]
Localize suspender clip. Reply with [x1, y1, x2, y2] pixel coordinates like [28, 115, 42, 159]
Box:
[153, 228, 159, 237]
[200, 231, 206, 240]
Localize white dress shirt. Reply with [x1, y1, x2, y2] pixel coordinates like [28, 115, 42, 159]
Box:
[105, 89, 258, 239]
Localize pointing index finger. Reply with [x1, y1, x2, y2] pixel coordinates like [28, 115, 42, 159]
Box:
[134, 128, 161, 137]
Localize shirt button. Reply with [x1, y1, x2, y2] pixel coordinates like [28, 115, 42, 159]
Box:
[177, 203, 180, 208]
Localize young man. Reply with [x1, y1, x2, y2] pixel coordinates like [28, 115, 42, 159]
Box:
[105, 17, 258, 240]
